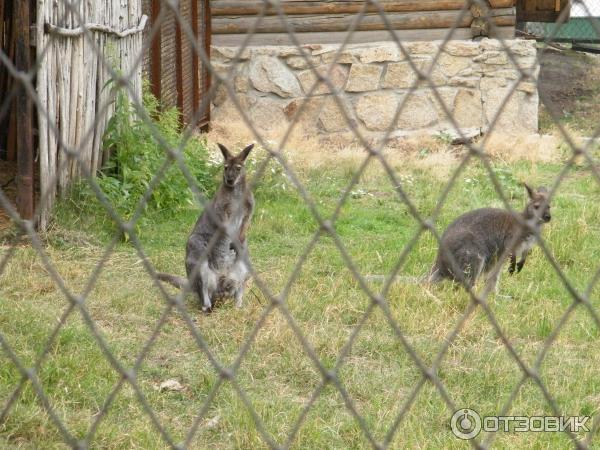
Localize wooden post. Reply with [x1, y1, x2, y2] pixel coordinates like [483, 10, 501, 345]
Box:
[191, 0, 200, 124]
[203, 0, 211, 131]
[150, 0, 162, 104]
[15, 0, 34, 220]
[175, 1, 184, 125]
[6, 0, 17, 162]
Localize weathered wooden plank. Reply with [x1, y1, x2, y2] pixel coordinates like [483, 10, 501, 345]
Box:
[68, 1, 83, 181]
[213, 9, 515, 34]
[192, 0, 201, 123]
[91, 34, 103, 174]
[0, 0, 5, 111]
[37, 0, 50, 229]
[44, 0, 58, 227]
[6, 4, 17, 162]
[15, 0, 34, 219]
[80, 25, 96, 177]
[80, 0, 95, 176]
[211, 0, 471, 16]
[517, 0, 568, 22]
[211, 26, 516, 46]
[57, 40, 71, 193]
[175, 0, 184, 122]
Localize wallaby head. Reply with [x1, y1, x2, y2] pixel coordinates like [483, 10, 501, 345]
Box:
[218, 143, 254, 188]
[523, 183, 551, 224]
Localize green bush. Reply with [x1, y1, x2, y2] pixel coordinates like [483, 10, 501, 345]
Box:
[56, 84, 296, 239]
[98, 86, 216, 218]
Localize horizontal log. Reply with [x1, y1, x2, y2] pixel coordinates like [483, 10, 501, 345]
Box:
[489, 0, 514, 7]
[212, 1, 516, 16]
[211, 26, 516, 46]
[212, 9, 515, 34]
[211, 1, 471, 16]
[44, 14, 148, 38]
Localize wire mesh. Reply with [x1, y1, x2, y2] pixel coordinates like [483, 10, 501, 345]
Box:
[1, 0, 600, 448]
[525, 0, 600, 43]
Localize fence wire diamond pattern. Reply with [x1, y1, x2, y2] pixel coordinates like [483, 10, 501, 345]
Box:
[1, 0, 600, 448]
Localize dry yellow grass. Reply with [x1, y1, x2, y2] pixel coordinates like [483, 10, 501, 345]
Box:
[206, 116, 579, 183]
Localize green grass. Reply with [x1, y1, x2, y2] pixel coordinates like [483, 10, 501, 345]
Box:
[1, 149, 600, 449]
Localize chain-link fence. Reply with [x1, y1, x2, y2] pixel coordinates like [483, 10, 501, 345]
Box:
[1, 0, 600, 448]
[525, 0, 600, 44]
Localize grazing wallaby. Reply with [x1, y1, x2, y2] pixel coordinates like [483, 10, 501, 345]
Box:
[429, 184, 551, 292]
[158, 143, 255, 311]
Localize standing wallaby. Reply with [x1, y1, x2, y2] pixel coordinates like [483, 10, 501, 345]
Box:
[429, 184, 551, 292]
[158, 143, 255, 311]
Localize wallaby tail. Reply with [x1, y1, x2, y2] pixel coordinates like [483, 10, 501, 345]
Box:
[364, 273, 430, 284]
[157, 272, 188, 289]
[427, 265, 444, 284]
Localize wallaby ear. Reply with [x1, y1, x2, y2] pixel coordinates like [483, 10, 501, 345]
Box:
[218, 143, 231, 161]
[524, 182, 535, 199]
[239, 143, 254, 162]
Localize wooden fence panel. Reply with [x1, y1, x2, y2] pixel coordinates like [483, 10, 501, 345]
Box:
[36, 0, 145, 228]
[33, 0, 210, 228]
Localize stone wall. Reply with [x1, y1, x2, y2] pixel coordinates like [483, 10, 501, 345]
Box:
[211, 39, 539, 143]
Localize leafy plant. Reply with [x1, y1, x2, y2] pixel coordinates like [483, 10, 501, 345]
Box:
[493, 166, 521, 199]
[435, 131, 454, 145]
[98, 84, 216, 219]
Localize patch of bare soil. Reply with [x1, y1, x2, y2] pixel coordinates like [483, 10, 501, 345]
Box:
[538, 47, 600, 135]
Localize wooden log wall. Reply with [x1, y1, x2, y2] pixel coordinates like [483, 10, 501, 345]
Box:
[36, 0, 144, 228]
[211, 0, 517, 45]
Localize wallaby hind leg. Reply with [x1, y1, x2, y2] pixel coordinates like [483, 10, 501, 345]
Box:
[199, 261, 217, 312]
[473, 254, 486, 287]
[447, 248, 484, 289]
[485, 268, 502, 295]
[234, 285, 245, 308]
[201, 284, 212, 312]
[232, 258, 249, 308]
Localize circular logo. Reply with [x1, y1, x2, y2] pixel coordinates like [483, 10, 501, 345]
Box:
[451, 408, 482, 440]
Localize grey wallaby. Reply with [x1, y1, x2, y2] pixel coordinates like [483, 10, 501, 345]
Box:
[429, 184, 552, 292]
[158, 143, 255, 311]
